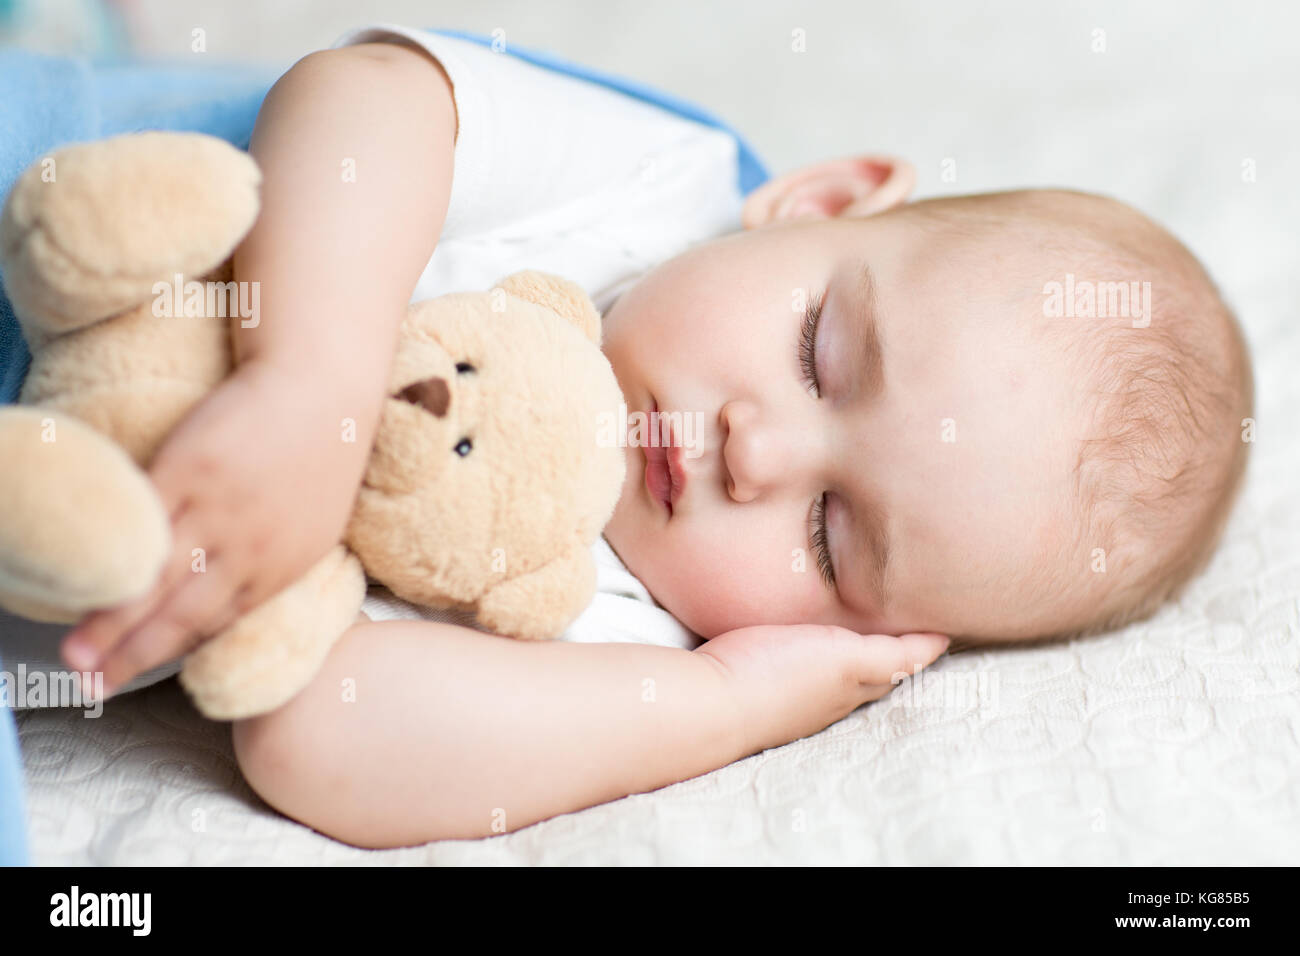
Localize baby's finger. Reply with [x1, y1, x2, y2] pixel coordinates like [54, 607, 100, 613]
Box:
[96, 569, 235, 695]
[60, 570, 180, 672]
[852, 632, 950, 687]
[60, 509, 204, 670]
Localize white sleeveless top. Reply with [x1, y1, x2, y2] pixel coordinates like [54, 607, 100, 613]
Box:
[1, 23, 746, 701]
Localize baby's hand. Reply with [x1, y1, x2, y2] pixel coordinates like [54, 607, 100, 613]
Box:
[697, 625, 950, 756]
[60, 356, 374, 697]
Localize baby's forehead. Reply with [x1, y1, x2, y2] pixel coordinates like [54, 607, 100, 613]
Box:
[891, 192, 1201, 336]
[849, 191, 1249, 640]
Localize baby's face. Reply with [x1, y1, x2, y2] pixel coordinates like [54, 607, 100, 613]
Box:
[601, 207, 1086, 640]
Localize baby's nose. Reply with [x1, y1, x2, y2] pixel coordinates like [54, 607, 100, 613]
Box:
[396, 376, 451, 418]
[721, 399, 805, 503]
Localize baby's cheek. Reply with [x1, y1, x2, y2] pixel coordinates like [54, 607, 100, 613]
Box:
[664, 530, 815, 637]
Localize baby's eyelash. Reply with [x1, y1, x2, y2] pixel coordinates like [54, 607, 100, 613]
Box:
[798, 293, 824, 396]
[809, 493, 836, 589]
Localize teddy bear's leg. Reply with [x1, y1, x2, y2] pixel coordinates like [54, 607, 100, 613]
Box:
[0, 132, 261, 348]
[475, 540, 598, 640]
[0, 406, 170, 623]
[178, 546, 367, 720]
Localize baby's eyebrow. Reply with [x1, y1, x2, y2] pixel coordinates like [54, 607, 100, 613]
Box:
[857, 495, 892, 613]
[847, 260, 890, 610]
[854, 261, 884, 397]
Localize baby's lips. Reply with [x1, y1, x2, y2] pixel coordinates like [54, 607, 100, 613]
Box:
[644, 444, 672, 510]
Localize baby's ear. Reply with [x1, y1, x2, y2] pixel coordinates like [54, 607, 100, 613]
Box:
[741, 155, 915, 228]
[495, 270, 601, 343]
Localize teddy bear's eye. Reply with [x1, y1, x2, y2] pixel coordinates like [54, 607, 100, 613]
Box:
[455, 362, 475, 374]
[454, 437, 473, 457]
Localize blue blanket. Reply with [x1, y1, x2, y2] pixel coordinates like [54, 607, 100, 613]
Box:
[0, 45, 277, 868]
[0, 680, 24, 865]
[0, 31, 767, 866]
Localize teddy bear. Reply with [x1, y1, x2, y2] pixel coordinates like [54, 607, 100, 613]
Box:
[0, 131, 626, 720]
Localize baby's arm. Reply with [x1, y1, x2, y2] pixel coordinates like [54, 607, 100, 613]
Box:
[63, 43, 457, 692]
[232, 619, 948, 848]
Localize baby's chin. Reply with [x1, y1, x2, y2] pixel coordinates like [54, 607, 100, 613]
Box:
[602, 509, 716, 636]
[601, 469, 658, 584]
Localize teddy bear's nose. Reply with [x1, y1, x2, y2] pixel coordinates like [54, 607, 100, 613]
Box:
[396, 377, 451, 418]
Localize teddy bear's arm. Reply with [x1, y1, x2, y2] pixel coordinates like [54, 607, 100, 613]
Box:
[475, 541, 598, 641]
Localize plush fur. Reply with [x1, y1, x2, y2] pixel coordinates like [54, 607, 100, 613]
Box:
[0, 132, 625, 719]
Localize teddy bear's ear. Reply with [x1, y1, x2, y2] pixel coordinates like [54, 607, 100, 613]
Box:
[495, 271, 601, 344]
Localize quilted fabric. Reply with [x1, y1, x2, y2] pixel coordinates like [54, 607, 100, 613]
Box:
[9, 2, 1300, 864]
[13, 483, 1299, 864]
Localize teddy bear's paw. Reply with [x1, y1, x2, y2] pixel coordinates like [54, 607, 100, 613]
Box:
[0, 132, 261, 343]
[179, 546, 366, 720]
[476, 541, 598, 640]
[0, 407, 170, 623]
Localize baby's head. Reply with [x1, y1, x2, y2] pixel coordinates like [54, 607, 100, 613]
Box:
[600, 157, 1253, 645]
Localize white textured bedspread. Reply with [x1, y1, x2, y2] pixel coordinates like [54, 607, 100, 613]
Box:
[11, 0, 1300, 864]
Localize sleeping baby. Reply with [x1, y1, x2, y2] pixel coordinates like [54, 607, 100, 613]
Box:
[38, 24, 1252, 847]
